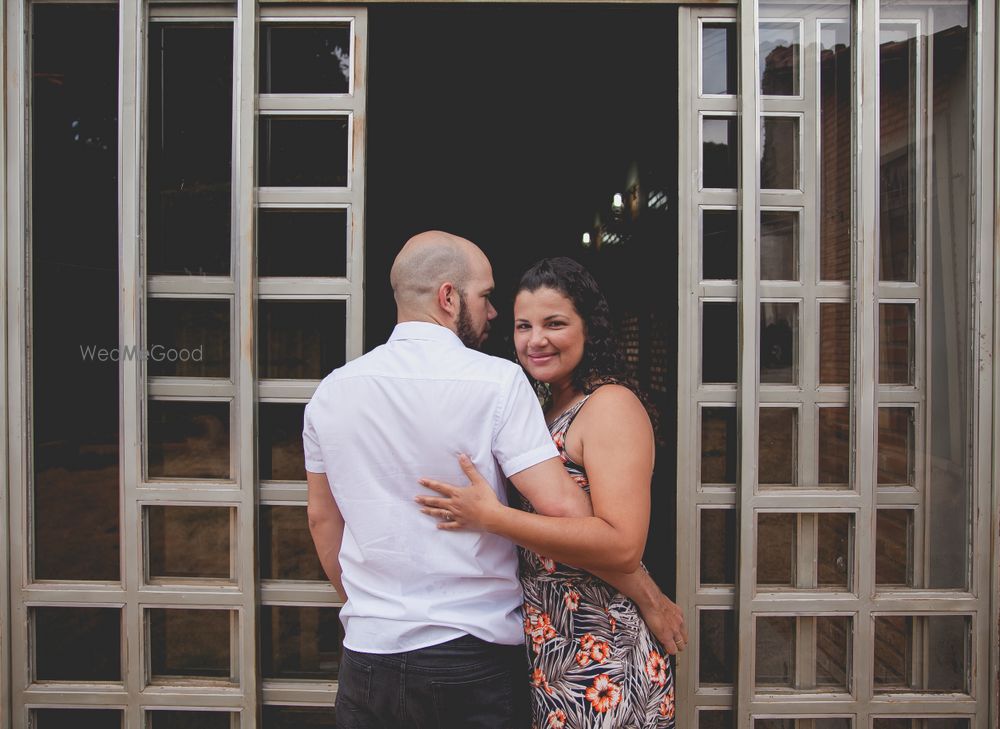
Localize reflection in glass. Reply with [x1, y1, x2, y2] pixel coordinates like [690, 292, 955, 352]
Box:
[702, 22, 737, 95]
[260, 505, 326, 581]
[699, 711, 734, 729]
[701, 406, 737, 485]
[755, 616, 795, 687]
[757, 513, 794, 586]
[147, 299, 230, 378]
[259, 116, 349, 187]
[147, 25, 232, 276]
[819, 303, 851, 385]
[700, 508, 736, 585]
[760, 210, 798, 281]
[818, 406, 850, 485]
[33, 710, 123, 729]
[879, 303, 914, 384]
[702, 209, 738, 280]
[877, 407, 914, 485]
[261, 707, 336, 729]
[879, 22, 917, 282]
[260, 402, 307, 481]
[761, 116, 799, 189]
[874, 720, 970, 729]
[701, 302, 738, 384]
[35, 607, 121, 682]
[699, 609, 736, 685]
[32, 3, 120, 582]
[760, 302, 798, 384]
[147, 506, 233, 580]
[876, 509, 913, 586]
[149, 609, 234, 681]
[759, 408, 797, 485]
[148, 712, 234, 729]
[815, 616, 851, 688]
[874, 615, 970, 693]
[258, 301, 347, 379]
[760, 22, 800, 95]
[817, 513, 851, 588]
[820, 19, 852, 281]
[703, 117, 738, 189]
[148, 401, 231, 480]
[260, 24, 351, 94]
[258, 209, 348, 278]
[261, 605, 343, 680]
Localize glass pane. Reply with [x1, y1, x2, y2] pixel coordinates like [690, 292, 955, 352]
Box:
[35, 607, 121, 681]
[760, 21, 800, 95]
[874, 615, 970, 693]
[819, 302, 851, 384]
[759, 407, 797, 485]
[757, 513, 795, 586]
[32, 3, 120, 582]
[817, 513, 852, 588]
[760, 302, 798, 384]
[260, 605, 343, 680]
[877, 407, 914, 485]
[148, 609, 234, 682]
[878, 303, 914, 384]
[258, 116, 349, 187]
[147, 299, 230, 378]
[700, 406, 737, 485]
[879, 22, 917, 282]
[702, 208, 738, 280]
[258, 301, 347, 380]
[700, 508, 736, 585]
[760, 210, 799, 281]
[816, 616, 851, 689]
[261, 707, 336, 729]
[148, 712, 234, 729]
[260, 402, 307, 481]
[876, 509, 913, 586]
[699, 710, 734, 729]
[703, 116, 738, 189]
[761, 116, 799, 189]
[702, 22, 737, 95]
[147, 505, 233, 580]
[755, 616, 795, 687]
[756, 720, 851, 729]
[258, 209, 348, 278]
[259, 24, 351, 94]
[702, 302, 738, 384]
[818, 406, 850, 485]
[820, 18, 853, 281]
[699, 609, 736, 685]
[33, 710, 122, 729]
[260, 505, 326, 581]
[148, 401, 231, 480]
[874, 720, 970, 729]
[147, 25, 232, 277]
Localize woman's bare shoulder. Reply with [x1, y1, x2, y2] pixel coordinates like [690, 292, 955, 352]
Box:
[579, 384, 650, 427]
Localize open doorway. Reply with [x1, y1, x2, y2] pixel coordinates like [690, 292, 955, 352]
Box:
[365, 4, 680, 591]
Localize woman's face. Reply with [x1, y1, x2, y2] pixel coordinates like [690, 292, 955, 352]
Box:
[513, 286, 586, 387]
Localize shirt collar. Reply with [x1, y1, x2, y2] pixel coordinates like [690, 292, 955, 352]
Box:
[388, 321, 466, 348]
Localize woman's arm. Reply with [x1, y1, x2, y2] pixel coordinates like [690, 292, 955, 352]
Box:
[416, 385, 654, 576]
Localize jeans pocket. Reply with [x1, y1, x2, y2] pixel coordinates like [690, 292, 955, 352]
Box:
[431, 664, 516, 729]
[336, 650, 374, 709]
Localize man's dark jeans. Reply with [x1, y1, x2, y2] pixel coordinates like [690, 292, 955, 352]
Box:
[334, 634, 530, 729]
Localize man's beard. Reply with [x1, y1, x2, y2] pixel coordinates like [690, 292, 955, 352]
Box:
[455, 291, 485, 349]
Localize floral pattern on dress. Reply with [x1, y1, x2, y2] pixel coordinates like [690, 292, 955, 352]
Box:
[515, 394, 676, 729]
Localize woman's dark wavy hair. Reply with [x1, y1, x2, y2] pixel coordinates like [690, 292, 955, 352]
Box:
[516, 257, 658, 429]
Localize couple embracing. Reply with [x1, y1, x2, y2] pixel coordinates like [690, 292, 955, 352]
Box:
[305, 230, 686, 729]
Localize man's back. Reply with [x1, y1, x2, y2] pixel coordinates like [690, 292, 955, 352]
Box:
[304, 321, 555, 653]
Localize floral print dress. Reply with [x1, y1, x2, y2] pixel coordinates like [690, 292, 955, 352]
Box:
[516, 395, 676, 729]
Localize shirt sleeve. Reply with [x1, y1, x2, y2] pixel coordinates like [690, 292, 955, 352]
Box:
[492, 367, 559, 477]
[302, 401, 326, 473]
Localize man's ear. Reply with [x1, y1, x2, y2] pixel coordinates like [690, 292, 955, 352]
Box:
[437, 282, 458, 316]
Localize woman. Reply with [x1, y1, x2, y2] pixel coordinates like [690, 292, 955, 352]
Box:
[417, 257, 679, 728]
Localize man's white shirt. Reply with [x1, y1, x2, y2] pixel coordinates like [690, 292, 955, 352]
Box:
[303, 321, 558, 653]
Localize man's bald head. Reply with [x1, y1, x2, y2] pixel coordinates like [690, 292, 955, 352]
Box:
[390, 231, 484, 311]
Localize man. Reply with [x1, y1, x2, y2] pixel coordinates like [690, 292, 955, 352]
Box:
[305, 231, 684, 728]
